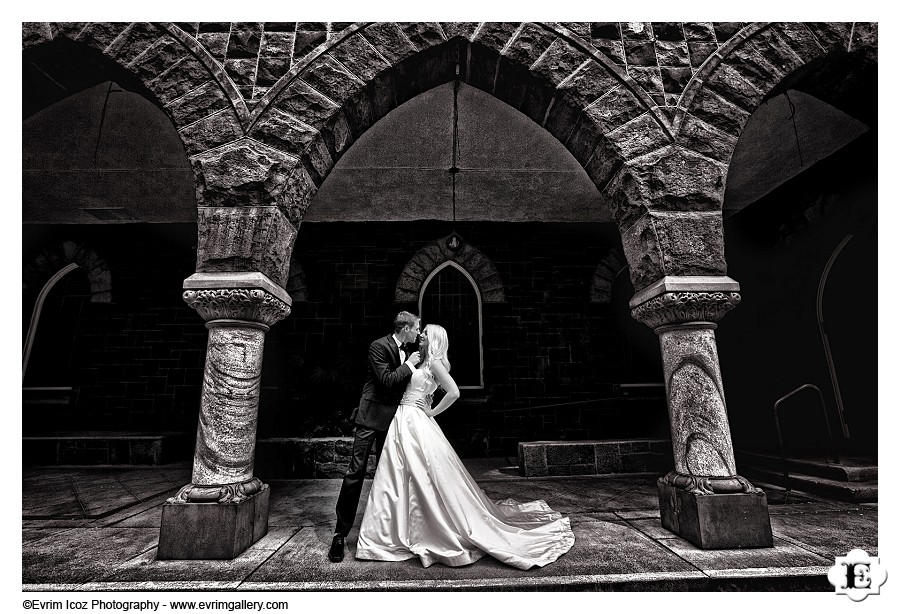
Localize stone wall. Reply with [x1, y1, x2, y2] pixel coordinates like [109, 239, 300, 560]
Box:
[23, 221, 671, 455]
[261, 220, 670, 456]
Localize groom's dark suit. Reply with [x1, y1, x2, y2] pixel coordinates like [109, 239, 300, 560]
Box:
[334, 334, 414, 537]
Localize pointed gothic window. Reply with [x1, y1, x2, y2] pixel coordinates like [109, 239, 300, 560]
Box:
[419, 262, 483, 389]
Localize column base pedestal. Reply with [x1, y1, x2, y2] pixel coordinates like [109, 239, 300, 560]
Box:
[157, 485, 269, 560]
[657, 478, 773, 549]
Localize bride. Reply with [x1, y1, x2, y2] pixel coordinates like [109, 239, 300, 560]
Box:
[355, 324, 575, 569]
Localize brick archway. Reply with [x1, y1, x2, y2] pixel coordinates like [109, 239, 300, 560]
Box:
[23, 241, 112, 304]
[395, 235, 505, 304]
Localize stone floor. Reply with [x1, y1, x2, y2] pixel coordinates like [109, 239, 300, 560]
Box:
[22, 458, 877, 591]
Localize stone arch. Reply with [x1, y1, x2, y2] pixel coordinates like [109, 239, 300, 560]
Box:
[590, 246, 628, 304]
[247, 22, 677, 229]
[22, 22, 736, 294]
[23, 241, 112, 303]
[23, 23, 302, 289]
[24, 23, 877, 295]
[675, 22, 878, 169]
[24, 23, 247, 139]
[395, 235, 505, 304]
[603, 22, 877, 290]
[237, 22, 696, 295]
[23, 23, 248, 207]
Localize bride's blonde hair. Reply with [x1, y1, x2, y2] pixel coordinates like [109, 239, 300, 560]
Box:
[423, 324, 450, 373]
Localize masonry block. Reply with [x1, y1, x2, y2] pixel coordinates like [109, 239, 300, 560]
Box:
[657, 479, 773, 549]
[157, 486, 269, 559]
[546, 442, 595, 466]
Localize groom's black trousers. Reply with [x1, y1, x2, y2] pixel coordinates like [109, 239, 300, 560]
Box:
[334, 424, 388, 536]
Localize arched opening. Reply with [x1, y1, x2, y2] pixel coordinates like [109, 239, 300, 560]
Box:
[719, 51, 877, 459]
[264, 76, 632, 456]
[419, 261, 483, 389]
[22, 265, 91, 434]
[22, 36, 202, 458]
[23, 262, 81, 382]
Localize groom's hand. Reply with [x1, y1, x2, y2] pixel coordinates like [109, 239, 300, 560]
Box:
[406, 351, 420, 367]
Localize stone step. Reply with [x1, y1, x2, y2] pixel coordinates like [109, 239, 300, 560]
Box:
[22, 431, 192, 466]
[735, 450, 878, 482]
[741, 466, 877, 503]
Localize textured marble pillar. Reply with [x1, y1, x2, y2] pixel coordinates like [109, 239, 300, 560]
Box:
[631, 276, 773, 549]
[158, 272, 291, 559]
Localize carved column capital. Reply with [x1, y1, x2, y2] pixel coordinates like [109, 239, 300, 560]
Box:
[629, 276, 741, 331]
[182, 272, 291, 329]
[632, 291, 741, 330]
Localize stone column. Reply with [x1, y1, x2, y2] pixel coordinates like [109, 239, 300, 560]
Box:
[630, 276, 773, 549]
[157, 272, 291, 560]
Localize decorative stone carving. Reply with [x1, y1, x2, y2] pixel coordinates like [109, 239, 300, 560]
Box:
[183, 287, 290, 328]
[631, 290, 740, 330]
[661, 470, 761, 496]
[168, 477, 266, 504]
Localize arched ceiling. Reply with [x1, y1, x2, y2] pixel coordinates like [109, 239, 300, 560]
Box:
[306, 82, 612, 222]
[22, 81, 196, 224]
[724, 89, 868, 214]
[21, 48, 872, 226]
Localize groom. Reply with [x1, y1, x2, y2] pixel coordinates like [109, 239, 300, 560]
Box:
[329, 311, 422, 562]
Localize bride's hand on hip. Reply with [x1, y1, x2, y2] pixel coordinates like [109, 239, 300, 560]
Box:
[415, 394, 434, 415]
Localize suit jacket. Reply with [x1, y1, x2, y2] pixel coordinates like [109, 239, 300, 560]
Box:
[350, 334, 413, 431]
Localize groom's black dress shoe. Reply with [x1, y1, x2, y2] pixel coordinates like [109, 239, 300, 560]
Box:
[328, 534, 345, 562]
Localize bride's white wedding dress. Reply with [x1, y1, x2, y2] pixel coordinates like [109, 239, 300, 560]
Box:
[355, 365, 575, 569]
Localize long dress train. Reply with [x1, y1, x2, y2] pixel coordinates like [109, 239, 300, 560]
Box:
[355, 367, 575, 569]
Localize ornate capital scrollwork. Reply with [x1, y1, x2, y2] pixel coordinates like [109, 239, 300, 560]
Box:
[167, 478, 267, 504]
[631, 291, 741, 331]
[183, 288, 290, 327]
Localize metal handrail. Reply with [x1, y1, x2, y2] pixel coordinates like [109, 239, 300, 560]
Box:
[23, 262, 80, 383]
[817, 234, 853, 439]
[773, 383, 841, 487]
